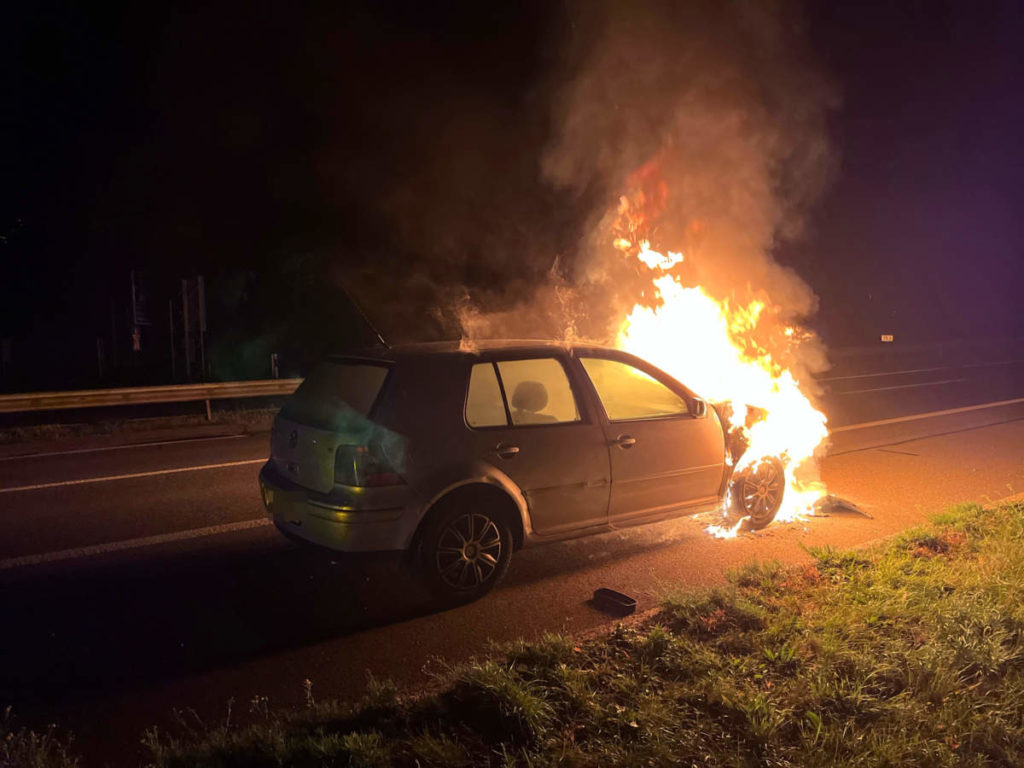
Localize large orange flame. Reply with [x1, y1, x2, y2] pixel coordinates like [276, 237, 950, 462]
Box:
[611, 202, 828, 537]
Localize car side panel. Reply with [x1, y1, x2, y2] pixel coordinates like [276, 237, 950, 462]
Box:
[390, 354, 611, 538]
[374, 357, 543, 545]
[463, 422, 610, 535]
[565, 352, 728, 521]
[602, 410, 727, 521]
[415, 463, 532, 539]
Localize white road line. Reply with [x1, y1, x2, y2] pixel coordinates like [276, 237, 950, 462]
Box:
[832, 396, 1024, 432]
[819, 365, 949, 382]
[0, 433, 249, 462]
[819, 357, 1024, 382]
[0, 518, 272, 571]
[837, 377, 966, 395]
[0, 458, 266, 494]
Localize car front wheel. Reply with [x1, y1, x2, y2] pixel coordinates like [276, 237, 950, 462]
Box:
[728, 456, 786, 529]
[418, 504, 513, 603]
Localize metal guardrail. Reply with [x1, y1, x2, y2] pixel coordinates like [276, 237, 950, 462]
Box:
[0, 379, 302, 415]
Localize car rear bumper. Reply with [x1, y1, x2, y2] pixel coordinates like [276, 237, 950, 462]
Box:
[258, 462, 419, 553]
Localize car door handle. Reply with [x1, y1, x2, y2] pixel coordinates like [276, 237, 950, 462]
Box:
[495, 443, 520, 459]
[613, 434, 637, 449]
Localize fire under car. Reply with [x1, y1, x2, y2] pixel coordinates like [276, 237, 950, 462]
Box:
[258, 340, 785, 602]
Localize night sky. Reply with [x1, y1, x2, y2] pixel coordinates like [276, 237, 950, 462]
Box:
[1, 0, 1021, 389]
[800, 0, 1022, 344]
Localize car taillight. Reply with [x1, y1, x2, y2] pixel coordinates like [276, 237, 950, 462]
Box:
[334, 444, 405, 487]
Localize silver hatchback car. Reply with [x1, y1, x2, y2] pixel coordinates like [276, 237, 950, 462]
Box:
[258, 340, 784, 602]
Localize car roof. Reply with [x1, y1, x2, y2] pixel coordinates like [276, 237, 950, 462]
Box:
[328, 339, 623, 363]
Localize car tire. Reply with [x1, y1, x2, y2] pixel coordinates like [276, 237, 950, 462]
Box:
[417, 501, 513, 604]
[728, 456, 786, 529]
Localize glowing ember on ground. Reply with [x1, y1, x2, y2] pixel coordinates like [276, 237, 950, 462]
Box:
[611, 196, 829, 537]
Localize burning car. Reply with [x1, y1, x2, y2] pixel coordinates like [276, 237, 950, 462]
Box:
[259, 340, 788, 602]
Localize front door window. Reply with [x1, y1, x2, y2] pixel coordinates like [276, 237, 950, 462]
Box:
[580, 357, 689, 421]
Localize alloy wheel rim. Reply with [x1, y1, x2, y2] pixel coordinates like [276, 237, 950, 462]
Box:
[740, 461, 782, 521]
[436, 513, 503, 590]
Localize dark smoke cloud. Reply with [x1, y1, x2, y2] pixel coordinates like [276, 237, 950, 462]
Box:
[458, 0, 838, 374]
[349, 0, 837, 373]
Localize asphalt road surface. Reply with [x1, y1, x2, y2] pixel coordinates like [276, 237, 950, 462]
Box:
[1, 358, 1022, 766]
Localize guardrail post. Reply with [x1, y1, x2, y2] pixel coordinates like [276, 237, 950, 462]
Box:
[205, 398, 212, 421]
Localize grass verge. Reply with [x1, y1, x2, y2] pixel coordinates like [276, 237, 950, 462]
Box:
[1, 707, 79, 768]
[11, 502, 1024, 766]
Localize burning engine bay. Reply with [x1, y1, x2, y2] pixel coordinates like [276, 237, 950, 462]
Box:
[607, 173, 830, 537]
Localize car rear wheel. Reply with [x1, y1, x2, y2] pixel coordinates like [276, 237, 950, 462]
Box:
[728, 456, 786, 529]
[418, 504, 513, 603]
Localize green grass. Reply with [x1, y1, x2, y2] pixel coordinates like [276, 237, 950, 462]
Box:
[10, 502, 1024, 766]
[1, 708, 79, 768]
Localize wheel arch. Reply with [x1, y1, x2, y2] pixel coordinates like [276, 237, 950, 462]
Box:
[409, 478, 528, 562]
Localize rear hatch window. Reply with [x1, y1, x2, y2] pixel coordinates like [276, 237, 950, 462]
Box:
[280, 361, 389, 430]
[272, 361, 391, 493]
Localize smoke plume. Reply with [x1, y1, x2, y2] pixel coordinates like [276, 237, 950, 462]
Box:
[459, 0, 837, 378]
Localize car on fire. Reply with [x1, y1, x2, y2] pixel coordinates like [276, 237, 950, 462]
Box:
[258, 340, 785, 602]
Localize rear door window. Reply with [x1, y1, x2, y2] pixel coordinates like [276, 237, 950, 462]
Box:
[496, 358, 580, 426]
[280, 361, 388, 428]
[581, 357, 690, 422]
[466, 363, 508, 427]
[465, 358, 583, 428]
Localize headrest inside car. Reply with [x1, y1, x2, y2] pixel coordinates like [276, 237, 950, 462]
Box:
[511, 381, 548, 413]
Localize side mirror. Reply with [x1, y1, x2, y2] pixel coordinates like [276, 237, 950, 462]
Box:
[691, 398, 707, 418]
